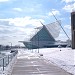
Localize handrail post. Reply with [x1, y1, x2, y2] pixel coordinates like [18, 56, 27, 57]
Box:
[3, 58, 4, 71]
[8, 55, 9, 64]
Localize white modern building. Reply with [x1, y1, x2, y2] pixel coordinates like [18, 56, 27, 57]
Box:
[20, 21, 68, 49]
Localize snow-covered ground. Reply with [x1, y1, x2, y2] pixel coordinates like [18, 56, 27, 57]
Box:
[0, 48, 74, 75]
[0, 50, 17, 75]
[27, 48, 75, 75]
[0, 51, 11, 75]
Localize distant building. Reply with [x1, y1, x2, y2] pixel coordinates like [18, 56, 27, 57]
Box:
[20, 21, 68, 49]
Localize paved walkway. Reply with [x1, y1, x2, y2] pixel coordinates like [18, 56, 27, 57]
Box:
[11, 50, 73, 75]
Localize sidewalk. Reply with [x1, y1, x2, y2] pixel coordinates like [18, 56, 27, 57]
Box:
[11, 49, 73, 75]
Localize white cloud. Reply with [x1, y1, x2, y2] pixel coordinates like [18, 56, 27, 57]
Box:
[8, 16, 44, 27]
[0, 27, 3, 31]
[0, 17, 45, 45]
[64, 25, 71, 30]
[48, 9, 60, 16]
[0, 17, 44, 27]
[63, 3, 75, 12]
[56, 33, 69, 41]
[62, 0, 74, 3]
[56, 24, 71, 41]
[0, 16, 71, 45]
[13, 8, 22, 12]
[0, 0, 9, 2]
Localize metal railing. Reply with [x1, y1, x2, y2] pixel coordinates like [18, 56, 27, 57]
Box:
[0, 50, 18, 71]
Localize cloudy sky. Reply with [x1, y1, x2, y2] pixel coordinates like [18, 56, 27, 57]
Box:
[0, 0, 75, 46]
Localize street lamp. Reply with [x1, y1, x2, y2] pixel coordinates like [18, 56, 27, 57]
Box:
[34, 27, 40, 53]
[9, 42, 12, 49]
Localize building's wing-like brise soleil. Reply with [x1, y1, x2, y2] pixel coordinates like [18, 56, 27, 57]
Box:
[45, 20, 61, 38]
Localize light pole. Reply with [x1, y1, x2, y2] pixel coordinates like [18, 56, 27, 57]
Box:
[34, 27, 40, 53]
[9, 42, 12, 49]
[37, 30, 39, 53]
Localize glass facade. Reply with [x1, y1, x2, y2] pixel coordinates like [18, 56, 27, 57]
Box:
[30, 26, 55, 41]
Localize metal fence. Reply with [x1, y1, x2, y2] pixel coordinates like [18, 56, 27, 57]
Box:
[0, 50, 18, 71]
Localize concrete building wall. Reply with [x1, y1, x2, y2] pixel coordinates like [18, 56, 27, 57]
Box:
[71, 12, 75, 49]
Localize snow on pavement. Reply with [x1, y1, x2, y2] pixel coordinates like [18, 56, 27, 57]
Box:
[17, 48, 75, 74]
[31, 48, 75, 75]
[17, 49, 40, 59]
